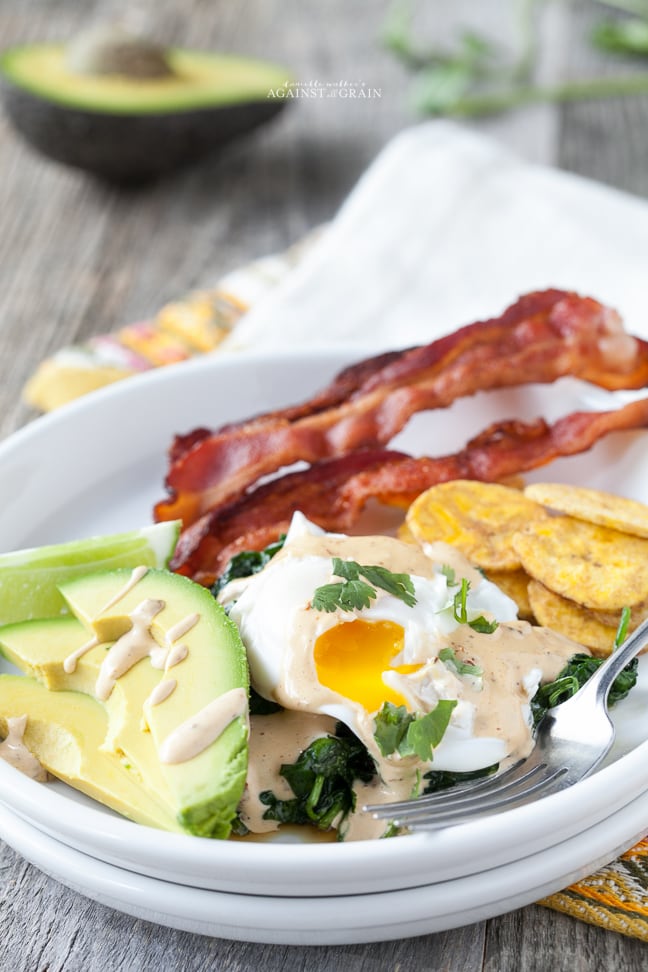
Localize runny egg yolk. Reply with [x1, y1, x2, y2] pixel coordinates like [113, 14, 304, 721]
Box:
[313, 619, 419, 713]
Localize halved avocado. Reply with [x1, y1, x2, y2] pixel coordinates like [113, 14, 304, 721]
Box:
[0, 32, 292, 181]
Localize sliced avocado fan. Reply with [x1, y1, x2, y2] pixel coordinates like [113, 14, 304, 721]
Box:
[0, 567, 250, 839]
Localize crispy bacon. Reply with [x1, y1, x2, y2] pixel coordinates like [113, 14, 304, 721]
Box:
[167, 349, 405, 466]
[171, 397, 648, 585]
[171, 449, 409, 584]
[156, 290, 648, 526]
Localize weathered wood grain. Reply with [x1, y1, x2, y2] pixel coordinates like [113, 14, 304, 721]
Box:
[1, 0, 648, 968]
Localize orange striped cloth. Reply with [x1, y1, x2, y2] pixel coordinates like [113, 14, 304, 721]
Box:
[22, 243, 648, 940]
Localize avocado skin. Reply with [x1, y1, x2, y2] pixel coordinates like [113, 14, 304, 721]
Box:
[1, 82, 286, 182]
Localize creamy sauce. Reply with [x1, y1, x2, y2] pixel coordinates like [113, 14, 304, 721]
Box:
[166, 612, 200, 644]
[0, 715, 48, 782]
[241, 710, 337, 833]
[63, 633, 99, 674]
[165, 642, 189, 670]
[159, 686, 248, 764]
[448, 620, 576, 764]
[100, 565, 149, 613]
[95, 598, 165, 700]
[276, 534, 477, 581]
[146, 678, 177, 707]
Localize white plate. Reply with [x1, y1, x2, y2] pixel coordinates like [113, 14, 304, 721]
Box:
[2, 793, 646, 945]
[1, 350, 648, 899]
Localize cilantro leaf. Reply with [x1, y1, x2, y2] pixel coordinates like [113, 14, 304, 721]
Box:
[401, 700, 458, 761]
[373, 699, 457, 762]
[311, 579, 376, 613]
[453, 577, 470, 623]
[373, 702, 413, 756]
[440, 564, 458, 587]
[438, 646, 483, 677]
[331, 557, 360, 581]
[451, 576, 498, 634]
[614, 606, 631, 649]
[359, 564, 417, 607]
[468, 616, 499, 634]
[338, 579, 377, 611]
[311, 559, 417, 613]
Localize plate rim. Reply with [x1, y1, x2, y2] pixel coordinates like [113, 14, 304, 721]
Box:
[1, 347, 648, 898]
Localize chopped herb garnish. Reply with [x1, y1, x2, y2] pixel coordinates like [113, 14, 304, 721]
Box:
[440, 564, 458, 587]
[373, 699, 457, 762]
[614, 606, 632, 649]
[211, 534, 286, 596]
[439, 646, 483, 677]
[312, 558, 416, 613]
[451, 577, 498, 634]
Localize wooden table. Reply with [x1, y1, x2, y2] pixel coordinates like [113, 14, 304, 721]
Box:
[1, 1, 647, 967]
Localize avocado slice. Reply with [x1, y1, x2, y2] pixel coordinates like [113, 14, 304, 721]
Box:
[0, 674, 182, 832]
[0, 615, 177, 813]
[60, 568, 249, 838]
[0, 32, 292, 181]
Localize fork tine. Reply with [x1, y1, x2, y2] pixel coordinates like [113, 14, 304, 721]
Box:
[365, 756, 534, 818]
[395, 767, 569, 829]
[367, 762, 546, 820]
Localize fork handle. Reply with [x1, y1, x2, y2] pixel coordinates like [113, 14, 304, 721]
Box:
[578, 615, 648, 706]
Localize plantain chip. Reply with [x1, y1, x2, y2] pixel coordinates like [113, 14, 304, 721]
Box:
[591, 598, 648, 628]
[397, 521, 417, 545]
[512, 517, 648, 611]
[406, 480, 549, 571]
[485, 569, 534, 620]
[527, 580, 619, 657]
[525, 482, 648, 539]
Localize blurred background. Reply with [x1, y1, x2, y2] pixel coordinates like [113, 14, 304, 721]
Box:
[1, 0, 648, 435]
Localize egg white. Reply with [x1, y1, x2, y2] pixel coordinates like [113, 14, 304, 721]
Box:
[220, 513, 529, 773]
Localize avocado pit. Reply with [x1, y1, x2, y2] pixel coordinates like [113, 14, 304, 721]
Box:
[65, 25, 176, 80]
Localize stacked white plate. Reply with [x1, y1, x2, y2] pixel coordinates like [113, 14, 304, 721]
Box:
[1, 351, 647, 944]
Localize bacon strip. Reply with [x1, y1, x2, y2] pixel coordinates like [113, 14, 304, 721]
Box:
[172, 396, 648, 585]
[156, 290, 648, 526]
[168, 349, 405, 465]
[171, 449, 409, 584]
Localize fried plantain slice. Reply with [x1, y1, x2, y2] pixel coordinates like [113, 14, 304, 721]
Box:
[485, 568, 534, 620]
[525, 482, 648, 539]
[397, 521, 417, 544]
[513, 517, 648, 611]
[527, 580, 619, 657]
[406, 480, 549, 571]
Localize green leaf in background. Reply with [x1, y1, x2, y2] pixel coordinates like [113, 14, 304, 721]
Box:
[385, 0, 648, 118]
[593, 17, 648, 55]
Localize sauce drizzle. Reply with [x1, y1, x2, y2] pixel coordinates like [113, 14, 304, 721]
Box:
[0, 714, 47, 782]
[159, 687, 248, 764]
[95, 598, 164, 701]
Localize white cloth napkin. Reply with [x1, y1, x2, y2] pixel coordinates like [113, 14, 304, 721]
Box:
[222, 121, 648, 351]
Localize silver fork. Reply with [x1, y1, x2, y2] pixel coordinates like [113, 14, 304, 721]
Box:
[365, 616, 648, 830]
